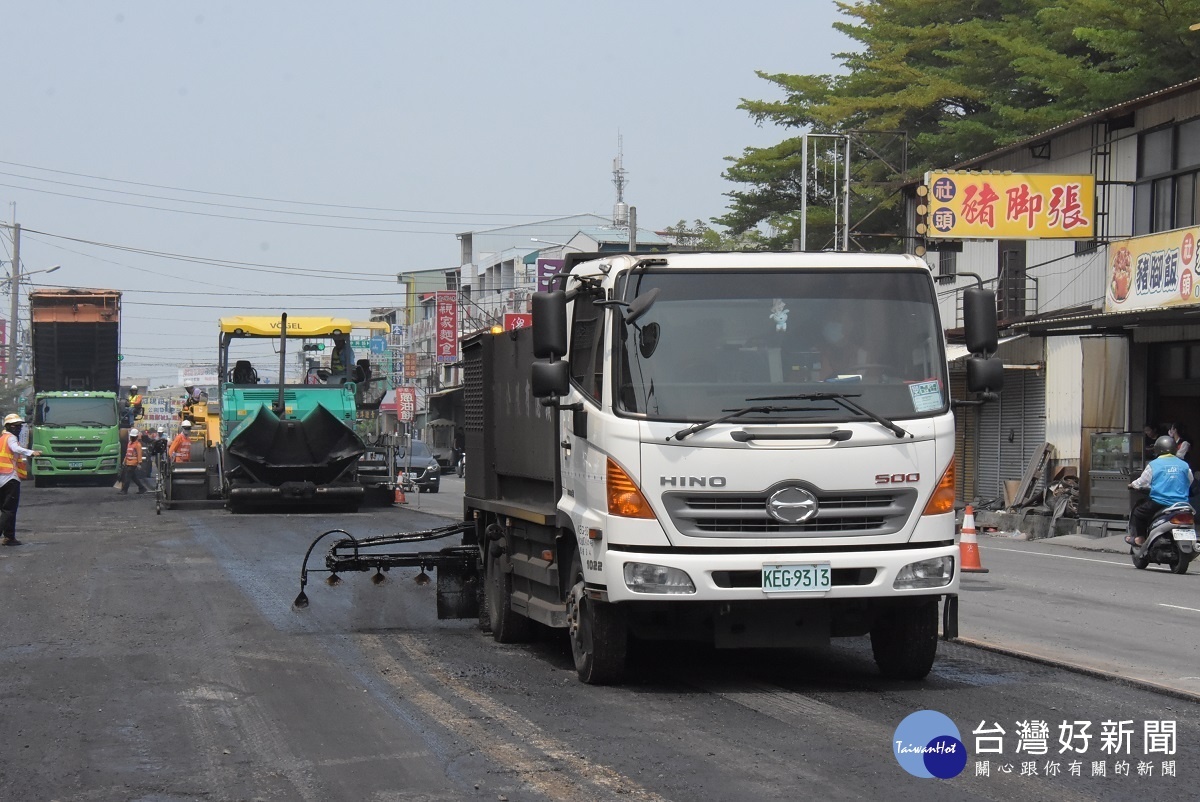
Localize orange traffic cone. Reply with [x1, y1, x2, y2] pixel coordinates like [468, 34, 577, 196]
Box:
[393, 486, 407, 505]
[959, 504, 989, 573]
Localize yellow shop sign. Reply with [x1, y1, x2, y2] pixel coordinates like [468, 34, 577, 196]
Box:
[924, 171, 1095, 240]
[1105, 227, 1200, 313]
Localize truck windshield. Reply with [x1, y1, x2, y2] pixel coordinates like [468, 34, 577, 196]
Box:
[615, 269, 948, 423]
[35, 397, 119, 427]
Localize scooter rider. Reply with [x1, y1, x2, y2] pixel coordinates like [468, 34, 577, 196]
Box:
[1128, 435, 1193, 547]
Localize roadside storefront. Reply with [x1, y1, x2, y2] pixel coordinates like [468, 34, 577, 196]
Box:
[1014, 225, 1200, 514]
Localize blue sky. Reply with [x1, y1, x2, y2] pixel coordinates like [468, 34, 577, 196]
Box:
[2, 1, 847, 385]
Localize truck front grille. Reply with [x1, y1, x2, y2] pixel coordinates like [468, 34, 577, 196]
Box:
[662, 486, 917, 538]
[49, 440, 103, 455]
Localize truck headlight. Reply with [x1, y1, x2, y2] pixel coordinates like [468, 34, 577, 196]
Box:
[623, 562, 696, 594]
[894, 556, 954, 589]
[34, 458, 51, 470]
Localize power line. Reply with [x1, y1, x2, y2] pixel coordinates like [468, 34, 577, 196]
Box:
[1, 179, 610, 235]
[0, 158, 567, 218]
[22, 228, 398, 282]
[23, 234, 235, 290]
[0, 169, 561, 227]
[0, 181, 469, 234]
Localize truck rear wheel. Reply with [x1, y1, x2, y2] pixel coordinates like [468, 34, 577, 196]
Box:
[566, 555, 627, 684]
[870, 600, 938, 680]
[485, 547, 533, 643]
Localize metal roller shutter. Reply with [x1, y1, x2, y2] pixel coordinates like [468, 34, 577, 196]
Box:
[977, 371, 1047, 506]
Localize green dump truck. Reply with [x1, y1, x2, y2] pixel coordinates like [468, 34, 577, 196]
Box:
[27, 289, 123, 487]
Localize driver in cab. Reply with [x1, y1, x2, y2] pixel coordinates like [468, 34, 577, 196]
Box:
[815, 303, 865, 380]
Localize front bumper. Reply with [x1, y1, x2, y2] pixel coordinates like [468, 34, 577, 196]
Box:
[34, 455, 120, 476]
[596, 543, 959, 603]
[228, 482, 365, 501]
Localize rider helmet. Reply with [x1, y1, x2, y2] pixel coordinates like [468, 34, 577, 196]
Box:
[1155, 435, 1177, 455]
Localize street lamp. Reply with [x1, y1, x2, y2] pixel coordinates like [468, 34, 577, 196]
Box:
[530, 237, 584, 251]
[6, 264, 60, 385]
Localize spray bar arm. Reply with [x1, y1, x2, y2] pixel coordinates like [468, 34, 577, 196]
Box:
[294, 522, 475, 608]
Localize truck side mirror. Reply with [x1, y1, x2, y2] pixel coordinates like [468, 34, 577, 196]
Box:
[624, 287, 660, 325]
[531, 360, 570, 398]
[966, 355, 1004, 395]
[532, 291, 568, 359]
[963, 286, 999, 355]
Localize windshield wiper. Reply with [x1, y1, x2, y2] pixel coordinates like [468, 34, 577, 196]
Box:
[747, 392, 910, 439]
[669, 405, 833, 442]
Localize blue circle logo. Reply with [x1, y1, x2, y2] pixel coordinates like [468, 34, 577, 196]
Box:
[931, 207, 957, 233]
[932, 176, 957, 202]
[893, 710, 967, 779]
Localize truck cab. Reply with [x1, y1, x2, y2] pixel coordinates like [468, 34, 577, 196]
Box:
[29, 391, 121, 486]
[465, 251, 1002, 683]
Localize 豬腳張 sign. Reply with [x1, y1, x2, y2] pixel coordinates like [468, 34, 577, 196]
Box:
[924, 171, 1094, 240]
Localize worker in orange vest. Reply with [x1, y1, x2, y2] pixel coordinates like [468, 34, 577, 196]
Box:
[168, 420, 193, 463]
[0, 413, 41, 546]
[118, 427, 149, 495]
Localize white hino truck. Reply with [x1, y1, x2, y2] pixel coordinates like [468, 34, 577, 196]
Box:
[299, 250, 1002, 685]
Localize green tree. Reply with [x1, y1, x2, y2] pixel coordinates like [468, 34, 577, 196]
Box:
[660, 219, 772, 251]
[717, 0, 1200, 251]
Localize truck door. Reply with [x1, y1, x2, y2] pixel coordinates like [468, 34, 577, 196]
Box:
[560, 291, 607, 533]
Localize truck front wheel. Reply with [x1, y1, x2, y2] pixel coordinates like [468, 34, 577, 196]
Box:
[870, 599, 939, 680]
[566, 555, 628, 685]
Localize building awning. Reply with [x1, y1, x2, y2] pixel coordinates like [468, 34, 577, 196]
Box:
[1009, 305, 1200, 336]
[427, 418, 456, 427]
[426, 386, 463, 399]
[945, 334, 1027, 362]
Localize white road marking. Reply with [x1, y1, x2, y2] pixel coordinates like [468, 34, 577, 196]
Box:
[1158, 603, 1200, 614]
[982, 545, 1128, 566]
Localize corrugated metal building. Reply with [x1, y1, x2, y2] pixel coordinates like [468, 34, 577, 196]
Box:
[921, 78, 1200, 514]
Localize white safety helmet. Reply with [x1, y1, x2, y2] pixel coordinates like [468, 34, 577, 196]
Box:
[181, 420, 192, 428]
[157, 427, 166, 434]
[128, 428, 139, 438]
[3, 413, 24, 426]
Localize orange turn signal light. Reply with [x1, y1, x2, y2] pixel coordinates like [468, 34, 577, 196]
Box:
[606, 457, 656, 519]
[922, 457, 956, 516]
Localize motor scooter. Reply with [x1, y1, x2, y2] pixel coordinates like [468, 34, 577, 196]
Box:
[1129, 501, 1198, 574]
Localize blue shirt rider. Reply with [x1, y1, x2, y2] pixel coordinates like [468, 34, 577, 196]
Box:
[1128, 435, 1194, 547]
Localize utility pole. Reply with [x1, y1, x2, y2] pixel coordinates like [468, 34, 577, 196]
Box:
[628, 206, 637, 251]
[7, 222, 19, 386]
